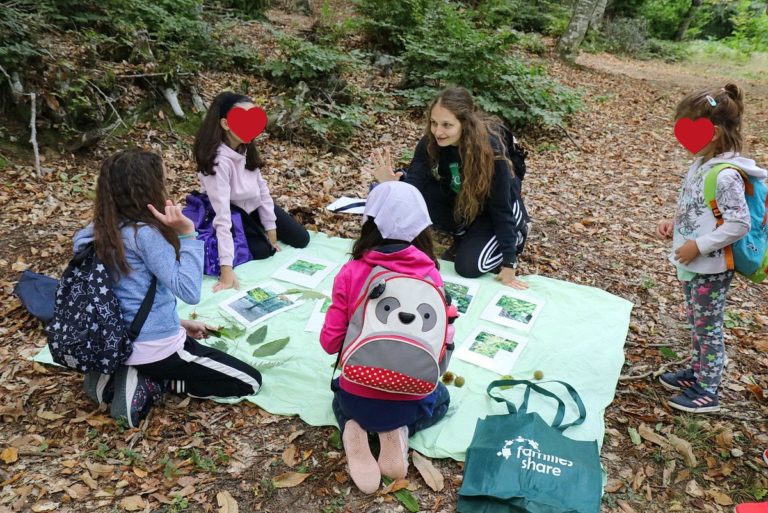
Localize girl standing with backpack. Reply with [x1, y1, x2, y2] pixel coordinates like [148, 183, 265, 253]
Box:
[656, 83, 766, 413]
[371, 86, 529, 289]
[193, 91, 310, 292]
[320, 182, 455, 494]
[77, 149, 263, 427]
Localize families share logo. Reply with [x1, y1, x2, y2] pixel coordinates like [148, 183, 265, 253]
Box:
[496, 436, 573, 477]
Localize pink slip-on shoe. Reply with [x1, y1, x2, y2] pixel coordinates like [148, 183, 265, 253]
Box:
[378, 426, 409, 479]
[342, 420, 380, 494]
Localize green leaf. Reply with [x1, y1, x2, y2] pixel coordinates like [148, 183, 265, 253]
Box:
[247, 325, 268, 345]
[209, 339, 228, 353]
[283, 288, 327, 300]
[382, 477, 419, 512]
[659, 347, 679, 360]
[217, 325, 246, 340]
[252, 337, 290, 358]
[628, 427, 642, 446]
[328, 430, 342, 450]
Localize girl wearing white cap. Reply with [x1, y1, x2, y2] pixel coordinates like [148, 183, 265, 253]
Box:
[371, 86, 529, 290]
[319, 181, 454, 494]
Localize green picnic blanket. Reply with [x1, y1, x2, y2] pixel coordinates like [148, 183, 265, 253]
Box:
[35, 232, 631, 462]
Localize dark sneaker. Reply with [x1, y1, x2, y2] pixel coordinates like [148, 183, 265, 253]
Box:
[84, 371, 115, 404]
[659, 368, 697, 391]
[111, 366, 165, 428]
[668, 383, 720, 413]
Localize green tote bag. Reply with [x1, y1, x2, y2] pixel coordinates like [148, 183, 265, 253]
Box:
[457, 379, 602, 513]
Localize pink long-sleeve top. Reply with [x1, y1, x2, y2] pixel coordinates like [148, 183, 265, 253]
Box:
[198, 143, 277, 267]
[320, 245, 447, 401]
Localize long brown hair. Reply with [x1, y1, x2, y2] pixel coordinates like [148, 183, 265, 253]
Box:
[675, 83, 745, 155]
[194, 91, 265, 176]
[93, 149, 179, 275]
[425, 87, 511, 224]
[351, 219, 439, 269]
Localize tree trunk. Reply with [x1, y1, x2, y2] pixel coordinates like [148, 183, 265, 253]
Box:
[557, 0, 600, 62]
[674, 0, 702, 41]
[589, 0, 609, 32]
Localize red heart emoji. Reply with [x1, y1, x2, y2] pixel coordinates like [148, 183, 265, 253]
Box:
[674, 117, 714, 154]
[227, 106, 268, 144]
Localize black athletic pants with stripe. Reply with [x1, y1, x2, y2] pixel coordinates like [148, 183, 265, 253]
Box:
[419, 180, 526, 278]
[134, 337, 262, 398]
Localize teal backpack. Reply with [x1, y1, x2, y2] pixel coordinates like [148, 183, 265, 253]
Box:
[704, 163, 768, 283]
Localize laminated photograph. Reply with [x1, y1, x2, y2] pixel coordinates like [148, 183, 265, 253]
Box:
[271, 255, 338, 289]
[220, 282, 303, 328]
[304, 292, 332, 333]
[480, 290, 544, 332]
[442, 276, 480, 316]
[454, 326, 528, 375]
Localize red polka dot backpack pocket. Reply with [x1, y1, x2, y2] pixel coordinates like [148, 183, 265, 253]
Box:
[336, 266, 458, 398]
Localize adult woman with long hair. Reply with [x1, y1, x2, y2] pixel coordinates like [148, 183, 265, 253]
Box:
[371, 87, 530, 289]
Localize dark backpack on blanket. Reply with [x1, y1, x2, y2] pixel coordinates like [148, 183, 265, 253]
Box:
[46, 244, 156, 374]
[337, 266, 458, 397]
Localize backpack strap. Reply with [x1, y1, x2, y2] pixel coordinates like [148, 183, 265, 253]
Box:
[126, 276, 157, 341]
[703, 163, 750, 270]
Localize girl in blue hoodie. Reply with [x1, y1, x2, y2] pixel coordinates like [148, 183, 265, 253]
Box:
[656, 83, 767, 413]
[76, 149, 262, 427]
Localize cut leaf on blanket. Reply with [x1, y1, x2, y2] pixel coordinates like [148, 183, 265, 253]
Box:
[209, 325, 245, 340]
[284, 288, 327, 300]
[247, 326, 268, 345]
[252, 338, 290, 357]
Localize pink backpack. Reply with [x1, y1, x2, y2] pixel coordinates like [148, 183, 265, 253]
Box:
[338, 265, 458, 397]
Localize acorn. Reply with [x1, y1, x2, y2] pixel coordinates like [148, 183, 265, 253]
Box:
[454, 376, 466, 388]
[533, 370, 544, 380]
[499, 374, 514, 390]
[441, 371, 455, 385]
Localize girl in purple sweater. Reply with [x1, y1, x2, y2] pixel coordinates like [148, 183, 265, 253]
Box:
[193, 92, 309, 292]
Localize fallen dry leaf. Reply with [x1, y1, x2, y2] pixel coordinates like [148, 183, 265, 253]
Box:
[604, 478, 624, 493]
[65, 484, 90, 500]
[668, 434, 697, 467]
[380, 478, 410, 494]
[707, 489, 734, 506]
[30, 502, 58, 512]
[411, 451, 444, 492]
[685, 479, 704, 498]
[272, 471, 311, 488]
[281, 444, 299, 467]
[637, 423, 671, 450]
[216, 490, 238, 513]
[119, 495, 145, 511]
[85, 461, 114, 478]
[286, 430, 305, 443]
[36, 410, 65, 421]
[1, 447, 18, 464]
[616, 499, 637, 513]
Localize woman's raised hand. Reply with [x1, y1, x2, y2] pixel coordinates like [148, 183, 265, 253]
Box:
[148, 200, 195, 235]
[368, 148, 402, 183]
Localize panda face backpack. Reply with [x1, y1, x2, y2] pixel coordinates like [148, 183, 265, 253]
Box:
[337, 265, 457, 397]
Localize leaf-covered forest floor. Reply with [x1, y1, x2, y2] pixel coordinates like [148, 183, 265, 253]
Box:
[1, 5, 767, 513]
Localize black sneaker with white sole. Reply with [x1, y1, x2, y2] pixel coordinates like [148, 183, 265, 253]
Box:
[658, 368, 697, 391]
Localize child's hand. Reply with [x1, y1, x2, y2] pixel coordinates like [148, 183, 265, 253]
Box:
[656, 219, 674, 239]
[267, 230, 281, 252]
[674, 240, 701, 264]
[180, 319, 214, 339]
[368, 148, 402, 183]
[214, 265, 240, 293]
[148, 200, 195, 235]
[495, 267, 528, 290]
